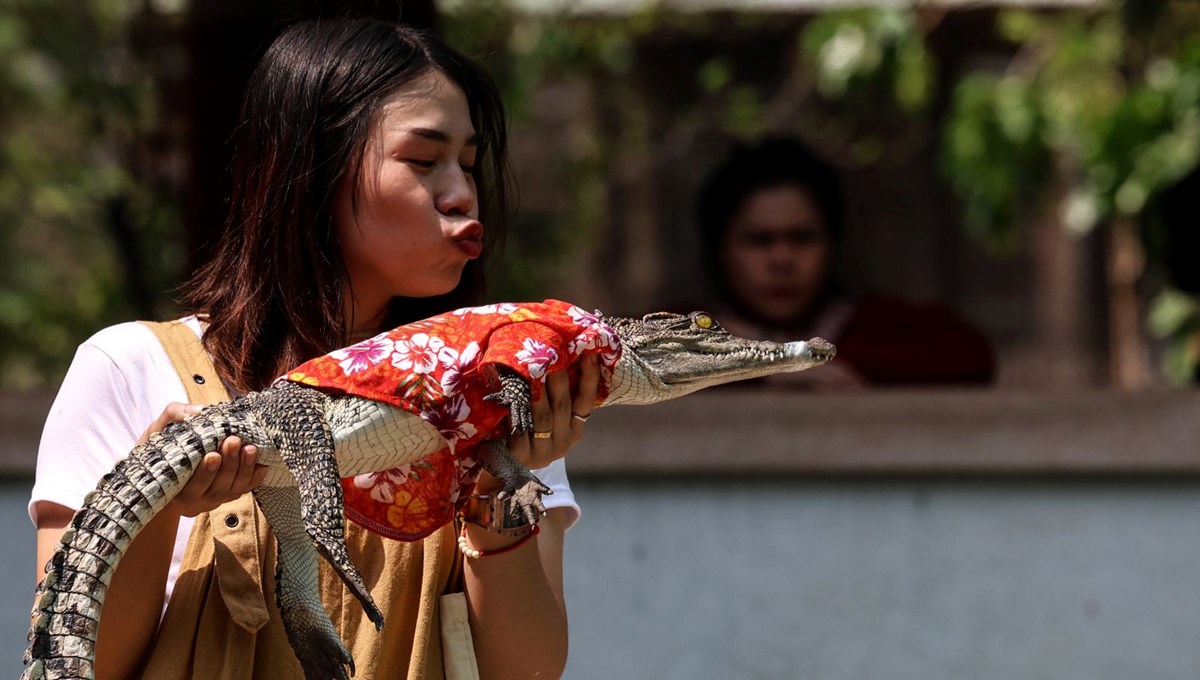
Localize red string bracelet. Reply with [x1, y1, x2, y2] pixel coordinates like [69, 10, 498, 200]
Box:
[458, 523, 540, 559]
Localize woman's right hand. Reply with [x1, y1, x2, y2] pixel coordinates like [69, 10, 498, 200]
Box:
[138, 403, 269, 517]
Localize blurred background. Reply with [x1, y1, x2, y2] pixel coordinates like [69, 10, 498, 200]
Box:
[2, 0, 1200, 678]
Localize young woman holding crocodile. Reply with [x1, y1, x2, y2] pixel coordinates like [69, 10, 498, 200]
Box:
[30, 18, 597, 680]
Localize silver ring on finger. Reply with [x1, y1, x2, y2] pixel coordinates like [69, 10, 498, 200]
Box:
[571, 411, 590, 423]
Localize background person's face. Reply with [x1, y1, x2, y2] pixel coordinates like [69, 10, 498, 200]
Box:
[720, 183, 831, 327]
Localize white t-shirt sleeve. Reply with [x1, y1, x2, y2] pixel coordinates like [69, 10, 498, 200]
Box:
[29, 323, 185, 522]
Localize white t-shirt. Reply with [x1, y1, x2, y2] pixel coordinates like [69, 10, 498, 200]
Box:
[30, 318, 580, 604]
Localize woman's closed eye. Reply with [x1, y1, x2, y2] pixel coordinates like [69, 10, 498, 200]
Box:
[403, 159, 475, 178]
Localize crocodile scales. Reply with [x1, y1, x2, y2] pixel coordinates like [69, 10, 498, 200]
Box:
[24, 300, 835, 680]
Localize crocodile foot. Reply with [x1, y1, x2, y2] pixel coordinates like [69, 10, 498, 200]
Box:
[483, 366, 534, 433]
[280, 599, 355, 680]
[498, 476, 551, 526]
[477, 439, 551, 526]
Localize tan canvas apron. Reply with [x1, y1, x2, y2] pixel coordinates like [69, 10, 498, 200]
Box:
[136, 320, 475, 680]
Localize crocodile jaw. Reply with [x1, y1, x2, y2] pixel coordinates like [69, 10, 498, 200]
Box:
[604, 336, 835, 405]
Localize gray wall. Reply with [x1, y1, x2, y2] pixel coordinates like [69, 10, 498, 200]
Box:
[2, 480, 35, 680]
[562, 477, 1200, 680]
[4, 477, 1200, 679]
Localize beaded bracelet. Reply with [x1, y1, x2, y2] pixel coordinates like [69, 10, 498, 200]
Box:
[458, 523, 540, 559]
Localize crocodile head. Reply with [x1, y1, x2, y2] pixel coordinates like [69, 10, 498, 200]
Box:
[602, 310, 835, 405]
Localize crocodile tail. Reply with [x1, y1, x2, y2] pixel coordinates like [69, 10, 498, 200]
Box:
[21, 409, 240, 680]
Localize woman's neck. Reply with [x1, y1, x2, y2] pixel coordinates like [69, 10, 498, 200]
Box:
[345, 292, 390, 342]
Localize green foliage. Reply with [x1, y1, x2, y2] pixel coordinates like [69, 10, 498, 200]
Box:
[937, 2, 1200, 378]
[1149, 289, 1200, 384]
[801, 8, 932, 113]
[795, 7, 935, 164]
[941, 5, 1200, 246]
[0, 0, 182, 389]
[942, 74, 1053, 252]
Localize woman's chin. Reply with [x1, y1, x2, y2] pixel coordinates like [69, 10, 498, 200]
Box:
[395, 278, 463, 300]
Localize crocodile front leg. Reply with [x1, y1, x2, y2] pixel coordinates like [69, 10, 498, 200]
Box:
[480, 367, 552, 525]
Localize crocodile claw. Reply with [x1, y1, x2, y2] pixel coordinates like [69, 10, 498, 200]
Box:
[483, 366, 534, 433]
[496, 476, 552, 526]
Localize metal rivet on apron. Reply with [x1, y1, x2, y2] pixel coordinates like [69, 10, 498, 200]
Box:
[193, 374, 206, 385]
[225, 514, 239, 528]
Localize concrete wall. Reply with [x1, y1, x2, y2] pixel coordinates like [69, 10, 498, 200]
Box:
[4, 477, 1199, 679]
[1, 480, 36, 680]
[562, 477, 1200, 679]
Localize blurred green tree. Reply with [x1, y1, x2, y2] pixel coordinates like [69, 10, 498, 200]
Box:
[934, 3, 1200, 383]
[0, 0, 184, 389]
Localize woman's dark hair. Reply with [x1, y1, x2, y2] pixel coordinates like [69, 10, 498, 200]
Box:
[696, 137, 843, 294]
[183, 18, 511, 393]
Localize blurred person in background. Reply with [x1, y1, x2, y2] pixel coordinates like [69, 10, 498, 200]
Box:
[693, 137, 994, 389]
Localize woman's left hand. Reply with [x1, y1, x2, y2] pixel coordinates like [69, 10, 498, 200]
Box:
[508, 353, 601, 469]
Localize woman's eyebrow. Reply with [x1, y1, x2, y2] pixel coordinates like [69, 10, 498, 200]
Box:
[405, 127, 480, 147]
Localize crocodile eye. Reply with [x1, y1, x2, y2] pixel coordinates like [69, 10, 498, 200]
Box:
[693, 313, 715, 330]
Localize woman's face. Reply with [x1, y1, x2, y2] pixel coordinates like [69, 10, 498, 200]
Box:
[335, 70, 483, 326]
[720, 183, 832, 327]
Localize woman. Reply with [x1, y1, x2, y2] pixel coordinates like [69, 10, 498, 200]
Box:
[30, 18, 595, 679]
[696, 137, 993, 387]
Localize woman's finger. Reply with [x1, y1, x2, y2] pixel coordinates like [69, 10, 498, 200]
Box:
[545, 370, 572, 453]
[229, 444, 260, 493]
[569, 355, 600, 442]
[206, 436, 245, 497]
[175, 451, 220, 510]
[528, 380, 556, 467]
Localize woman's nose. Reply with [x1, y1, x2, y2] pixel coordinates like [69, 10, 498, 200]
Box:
[437, 169, 476, 216]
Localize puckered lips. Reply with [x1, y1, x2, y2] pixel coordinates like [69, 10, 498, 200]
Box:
[452, 221, 484, 259]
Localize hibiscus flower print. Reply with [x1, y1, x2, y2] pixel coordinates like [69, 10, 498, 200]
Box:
[453, 303, 519, 317]
[331, 336, 394, 375]
[569, 322, 620, 353]
[567, 305, 603, 329]
[391, 333, 445, 375]
[422, 394, 478, 445]
[438, 341, 480, 396]
[353, 466, 411, 504]
[516, 338, 559, 379]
